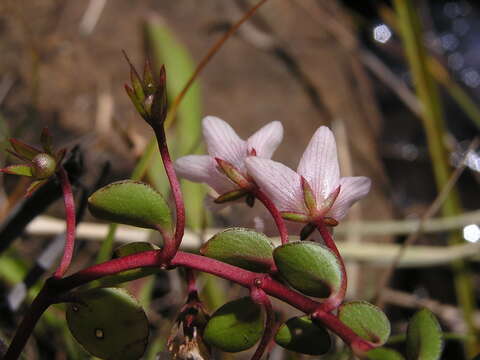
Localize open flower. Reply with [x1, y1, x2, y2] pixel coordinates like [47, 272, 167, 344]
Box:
[174, 116, 283, 199]
[245, 126, 371, 224]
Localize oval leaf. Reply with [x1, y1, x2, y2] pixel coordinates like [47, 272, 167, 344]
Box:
[406, 309, 443, 360]
[66, 288, 149, 360]
[366, 348, 405, 360]
[88, 180, 172, 231]
[92, 242, 160, 288]
[273, 241, 342, 298]
[204, 297, 264, 352]
[338, 301, 390, 346]
[275, 316, 331, 355]
[200, 228, 274, 272]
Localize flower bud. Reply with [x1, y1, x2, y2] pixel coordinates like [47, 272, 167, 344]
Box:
[31, 153, 57, 179]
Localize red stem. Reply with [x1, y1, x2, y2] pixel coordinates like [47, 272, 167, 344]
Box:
[185, 268, 197, 295]
[250, 286, 275, 360]
[252, 188, 289, 245]
[53, 166, 76, 278]
[314, 220, 347, 312]
[6, 249, 372, 359]
[3, 287, 53, 360]
[153, 127, 185, 263]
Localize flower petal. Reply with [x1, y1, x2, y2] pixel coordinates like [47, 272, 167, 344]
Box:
[174, 155, 235, 195]
[246, 157, 305, 213]
[327, 176, 371, 221]
[202, 116, 247, 169]
[297, 126, 340, 204]
[247, 121, 283, 159]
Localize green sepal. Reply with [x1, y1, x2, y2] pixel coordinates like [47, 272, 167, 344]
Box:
[204, 297, 264, 352]
[406, 308, 443, 360]
[273, 241, 343, 298]
[66, 287, 149, 360]
[214, 189, 249, 204]
[125, 84, 148, 119]
[280, 211, 310, 223]
[274, 316, 331, 355]
[215, 158, 250, 188]
[88, 180, 173, 232]
[366, 348, 405, 360]
[1, 164, 33, 177]
[338, 301, 390, 346]
[25, 179, 47, 197]
[301, 177, 317, 214]
[201, 228, 274, 272]
[9, 138, 41, 160]
[91, 242, 160, 288]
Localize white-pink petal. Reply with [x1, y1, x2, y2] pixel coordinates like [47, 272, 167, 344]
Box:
[202, 116, 247, 169]
[327, 176, 371, 221]
[174, 155, 235, 195]
[297, 126, 340, 204]
[247, 121, 283, 159]
[246, 157, 305, 213]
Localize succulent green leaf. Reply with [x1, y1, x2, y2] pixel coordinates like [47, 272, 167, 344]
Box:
[1, 164, 33, 177]
[92, 242, 160, 288]
[366, 348, 405, 360]
[66, 288, 149, 360]
[406, 309, 443, 360]
[273, 241, 342, 298]
[339, 301, 390, 346]
[274, 316, 331, 355]
[204, 297, 264, 352]
[88, 180, 172, 231]
[200, 228, 274, 272]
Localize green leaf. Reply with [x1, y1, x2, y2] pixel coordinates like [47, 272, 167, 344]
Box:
[406, 309, 443, 360]
[273, 241, 343, 298]
[88, 180, 172, 231]
[338, 301, 390, 346]
[201, 228, 274, 272]
[366, 348, 405, 360]
[204, 297, 264, 352]
[66, 288, 149, 360]
[0, 164, 33, 177]
[275, 316, 331, 355]
[92, 242, 160, 288]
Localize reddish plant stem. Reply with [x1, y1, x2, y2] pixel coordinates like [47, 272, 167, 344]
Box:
[314, 219, 347, 312]
[185, 268, 197, 295]
[53, 166, 76, 278]
[6, 250, 372, 359]
[252, 188, 289, 245]
[3, 286, 53, 360]
[153, 127, 185, 263]
[250, 286, 276, 360]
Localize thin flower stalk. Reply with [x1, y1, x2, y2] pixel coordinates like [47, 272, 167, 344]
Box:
[251, 188, 289, 245]
[154, 127, 185, 264]
[249, 286, 275, 360]
[315, 219, 347, 312]
[53, 166, 76, 278]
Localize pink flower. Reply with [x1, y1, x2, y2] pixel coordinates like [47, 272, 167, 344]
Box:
[174, 116, 283, 196]
[245, 126, 371, 223]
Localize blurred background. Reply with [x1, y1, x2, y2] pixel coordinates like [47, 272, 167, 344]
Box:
[0, 0, 480, 359]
